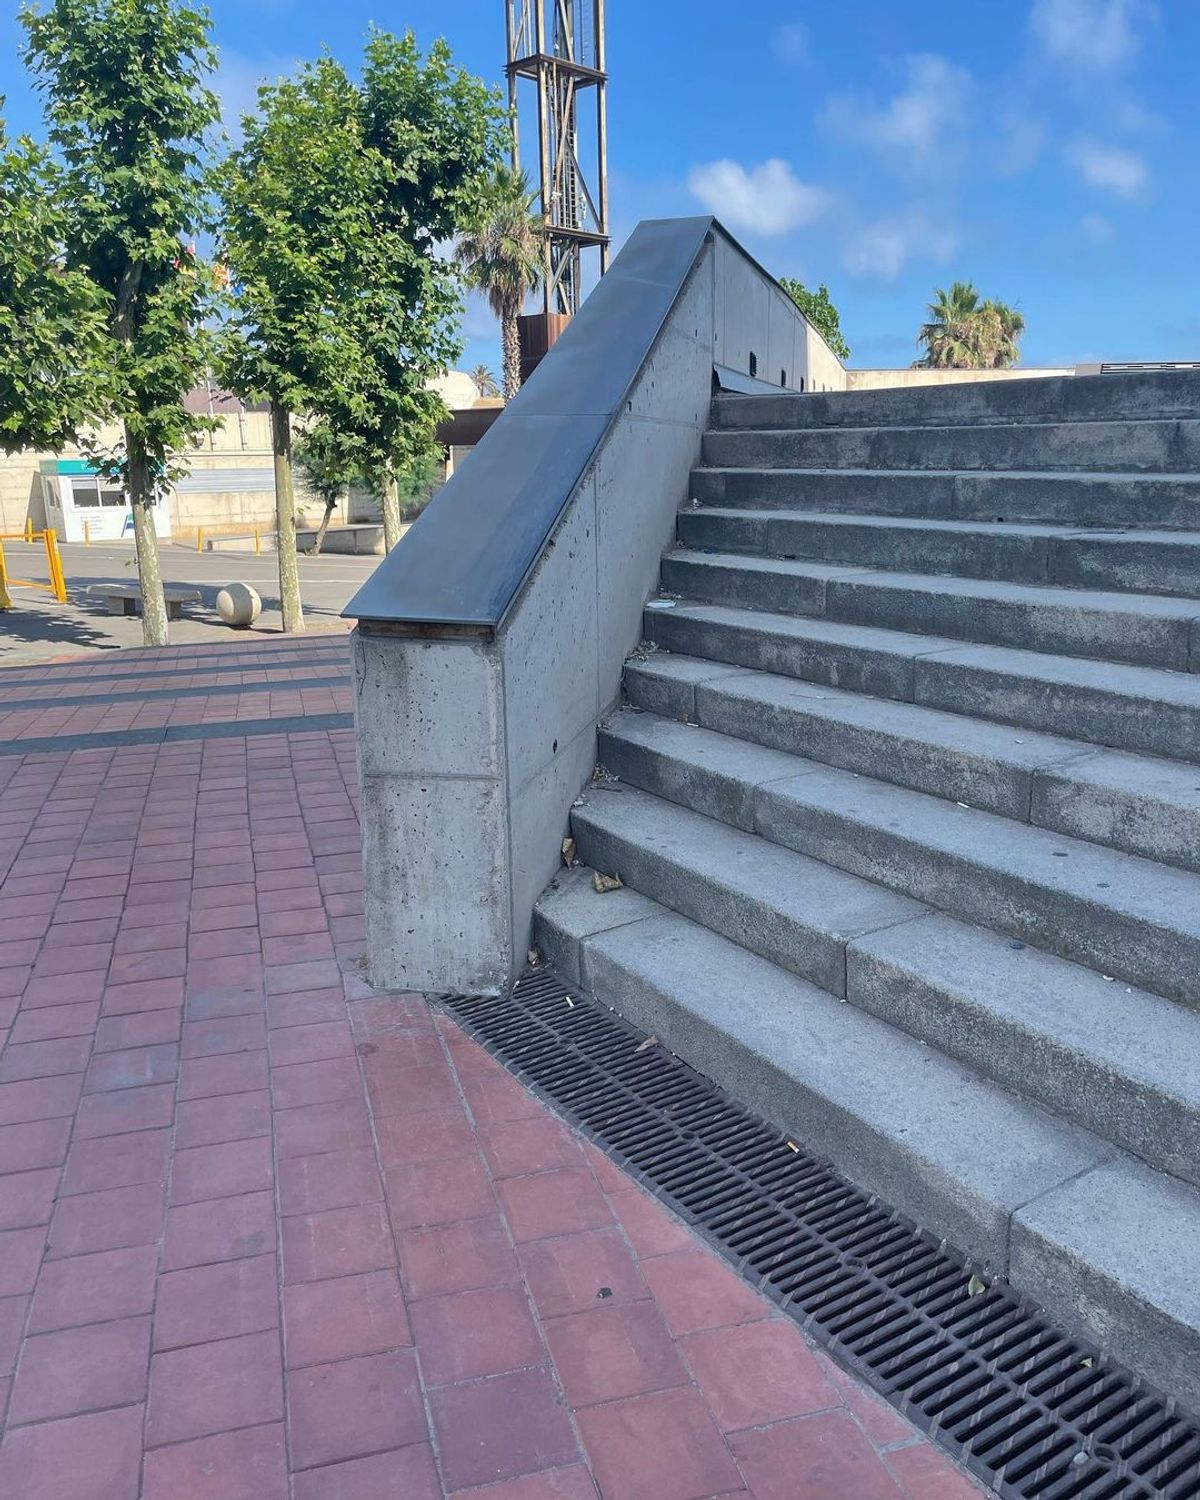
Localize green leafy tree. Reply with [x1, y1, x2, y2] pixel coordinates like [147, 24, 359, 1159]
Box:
[331, 30, 503, 550]
[778, 277, 851, 361]
[392, 447, 442, 522]
[293, 420, 359, 555]
[218, 54, 372, 631]
[915, 282, 1025, 369]
[22, 0, 220, 646]
[0, 118, 111, 454]
[455, 166, 543, 400]
[219, 31, 503, 587]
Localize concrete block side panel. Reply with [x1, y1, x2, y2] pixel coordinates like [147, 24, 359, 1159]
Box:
[354, 632, 504, 780]
[352, 630, 512, 994]
[358, 771, 512, 996]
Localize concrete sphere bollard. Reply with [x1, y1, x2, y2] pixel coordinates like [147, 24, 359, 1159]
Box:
[216, 582, 262, 628]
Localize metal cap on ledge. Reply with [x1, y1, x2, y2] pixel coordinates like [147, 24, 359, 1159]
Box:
[343, 216, 718, 635]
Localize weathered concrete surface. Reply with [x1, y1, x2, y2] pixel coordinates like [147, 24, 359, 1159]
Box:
[573, 780, 922, 996]
[1012, 1160, 1200, 1413]
[551, 365, 1200, 1408]
[848, 914, 1200, 1185]
[690, 466, 1200, 528]
[710, 368, 1200, 430]
[663, 548, 1200, 669]
[540, 892, 1109, 1275]
[703, 418, 1200, 473]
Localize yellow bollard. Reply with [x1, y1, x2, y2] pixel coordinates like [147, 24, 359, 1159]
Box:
[0, 540, 11, 610]
[44, 528, 67, 603]
[84, 519, 91, 546]
[196, 527, 204, 553]
[24, 517, 33, 542]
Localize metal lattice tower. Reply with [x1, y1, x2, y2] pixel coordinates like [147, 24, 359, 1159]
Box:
[505, 1, 610, 317]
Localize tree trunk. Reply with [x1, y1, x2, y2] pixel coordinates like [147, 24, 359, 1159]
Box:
[502, 312, 521, 400]
[125, 426, 169, 647]
[381, 475, 402, 554]
[312, 497, 337, 556]
[270, 401, 305, 633]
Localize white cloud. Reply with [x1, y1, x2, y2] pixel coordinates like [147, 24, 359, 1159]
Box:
[843, 211, 958, 280]
[1066, 137, 1149, 195]
[1081, 213, 1116, 244]
[1030, 0, 1155, 74]
[773, 23, 810, 66]
[686, 159, 830, 237]
[820, 54, 974, 169]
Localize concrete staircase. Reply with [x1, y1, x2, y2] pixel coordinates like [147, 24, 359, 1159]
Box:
[533, 370, 1200, 1412]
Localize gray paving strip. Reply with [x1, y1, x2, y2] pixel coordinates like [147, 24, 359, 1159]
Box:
[0, 711, 354, 757]
[0, 674, 351, 713]
[0, 652, 349, 689]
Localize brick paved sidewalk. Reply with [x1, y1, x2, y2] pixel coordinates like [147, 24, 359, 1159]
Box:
[0, 638, 988, 1499]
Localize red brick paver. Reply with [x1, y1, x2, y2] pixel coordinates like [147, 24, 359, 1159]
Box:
[0, 638, 990, 1498]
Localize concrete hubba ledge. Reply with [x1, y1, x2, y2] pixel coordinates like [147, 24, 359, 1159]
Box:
[296, 523, 385, 556]
[347, 217, 837, 993]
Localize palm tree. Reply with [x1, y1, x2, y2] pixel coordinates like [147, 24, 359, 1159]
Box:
[981, 300, 1026, 368]
[471, 364, 500, 397]
[915, 282, 984, 368]
[455, 167, 544, 400]
[915, 282, 1026, 369]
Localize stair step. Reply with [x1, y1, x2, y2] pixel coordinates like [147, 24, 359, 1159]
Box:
[690, 466, 1200, 528]
[642, 601, 954, 702]
[624, 653, 1200, 873]
[677, 507, 1200, 598]
[849, 914, 1200, 1188]
[661, 548, 1200, 670]
[537, 869, 1200, 1412]
[913, 638, 1200, 763]
[702, 419, 1200, 473]
[596, 714, 1200, 1008]
[1012, 1158, 1200, 1412]
[535, 867, 1109, 1274]
[573, 771, 922, 998]
[643, 601, 1200, 762]
[573, 771, 1200, 1183]
[586, 727, 1200, 1189]
[711, 369, 1200, 432]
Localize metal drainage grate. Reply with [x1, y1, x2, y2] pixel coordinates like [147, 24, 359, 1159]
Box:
[442, 967, 1200, 1500]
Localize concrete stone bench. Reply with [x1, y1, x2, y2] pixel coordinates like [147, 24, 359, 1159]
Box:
[87, 583, 203, 620]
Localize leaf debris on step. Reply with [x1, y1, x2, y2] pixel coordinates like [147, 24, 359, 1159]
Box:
[967, 1273, 987, 1297]
[592, 871, 623, 893]
[634, 1034, 659, 1053]
[561, 836, 577, 867]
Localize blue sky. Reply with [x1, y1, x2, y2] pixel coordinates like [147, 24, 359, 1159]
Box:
[3, 0, 1197, 373]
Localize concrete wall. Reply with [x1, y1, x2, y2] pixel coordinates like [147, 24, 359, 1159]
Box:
[352, 221, 816, 995]
[806, 326, 850, 393]
[1, 413, 279, 536]
[846, 366, 1074, 391]
[0, 410, 421, 539]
